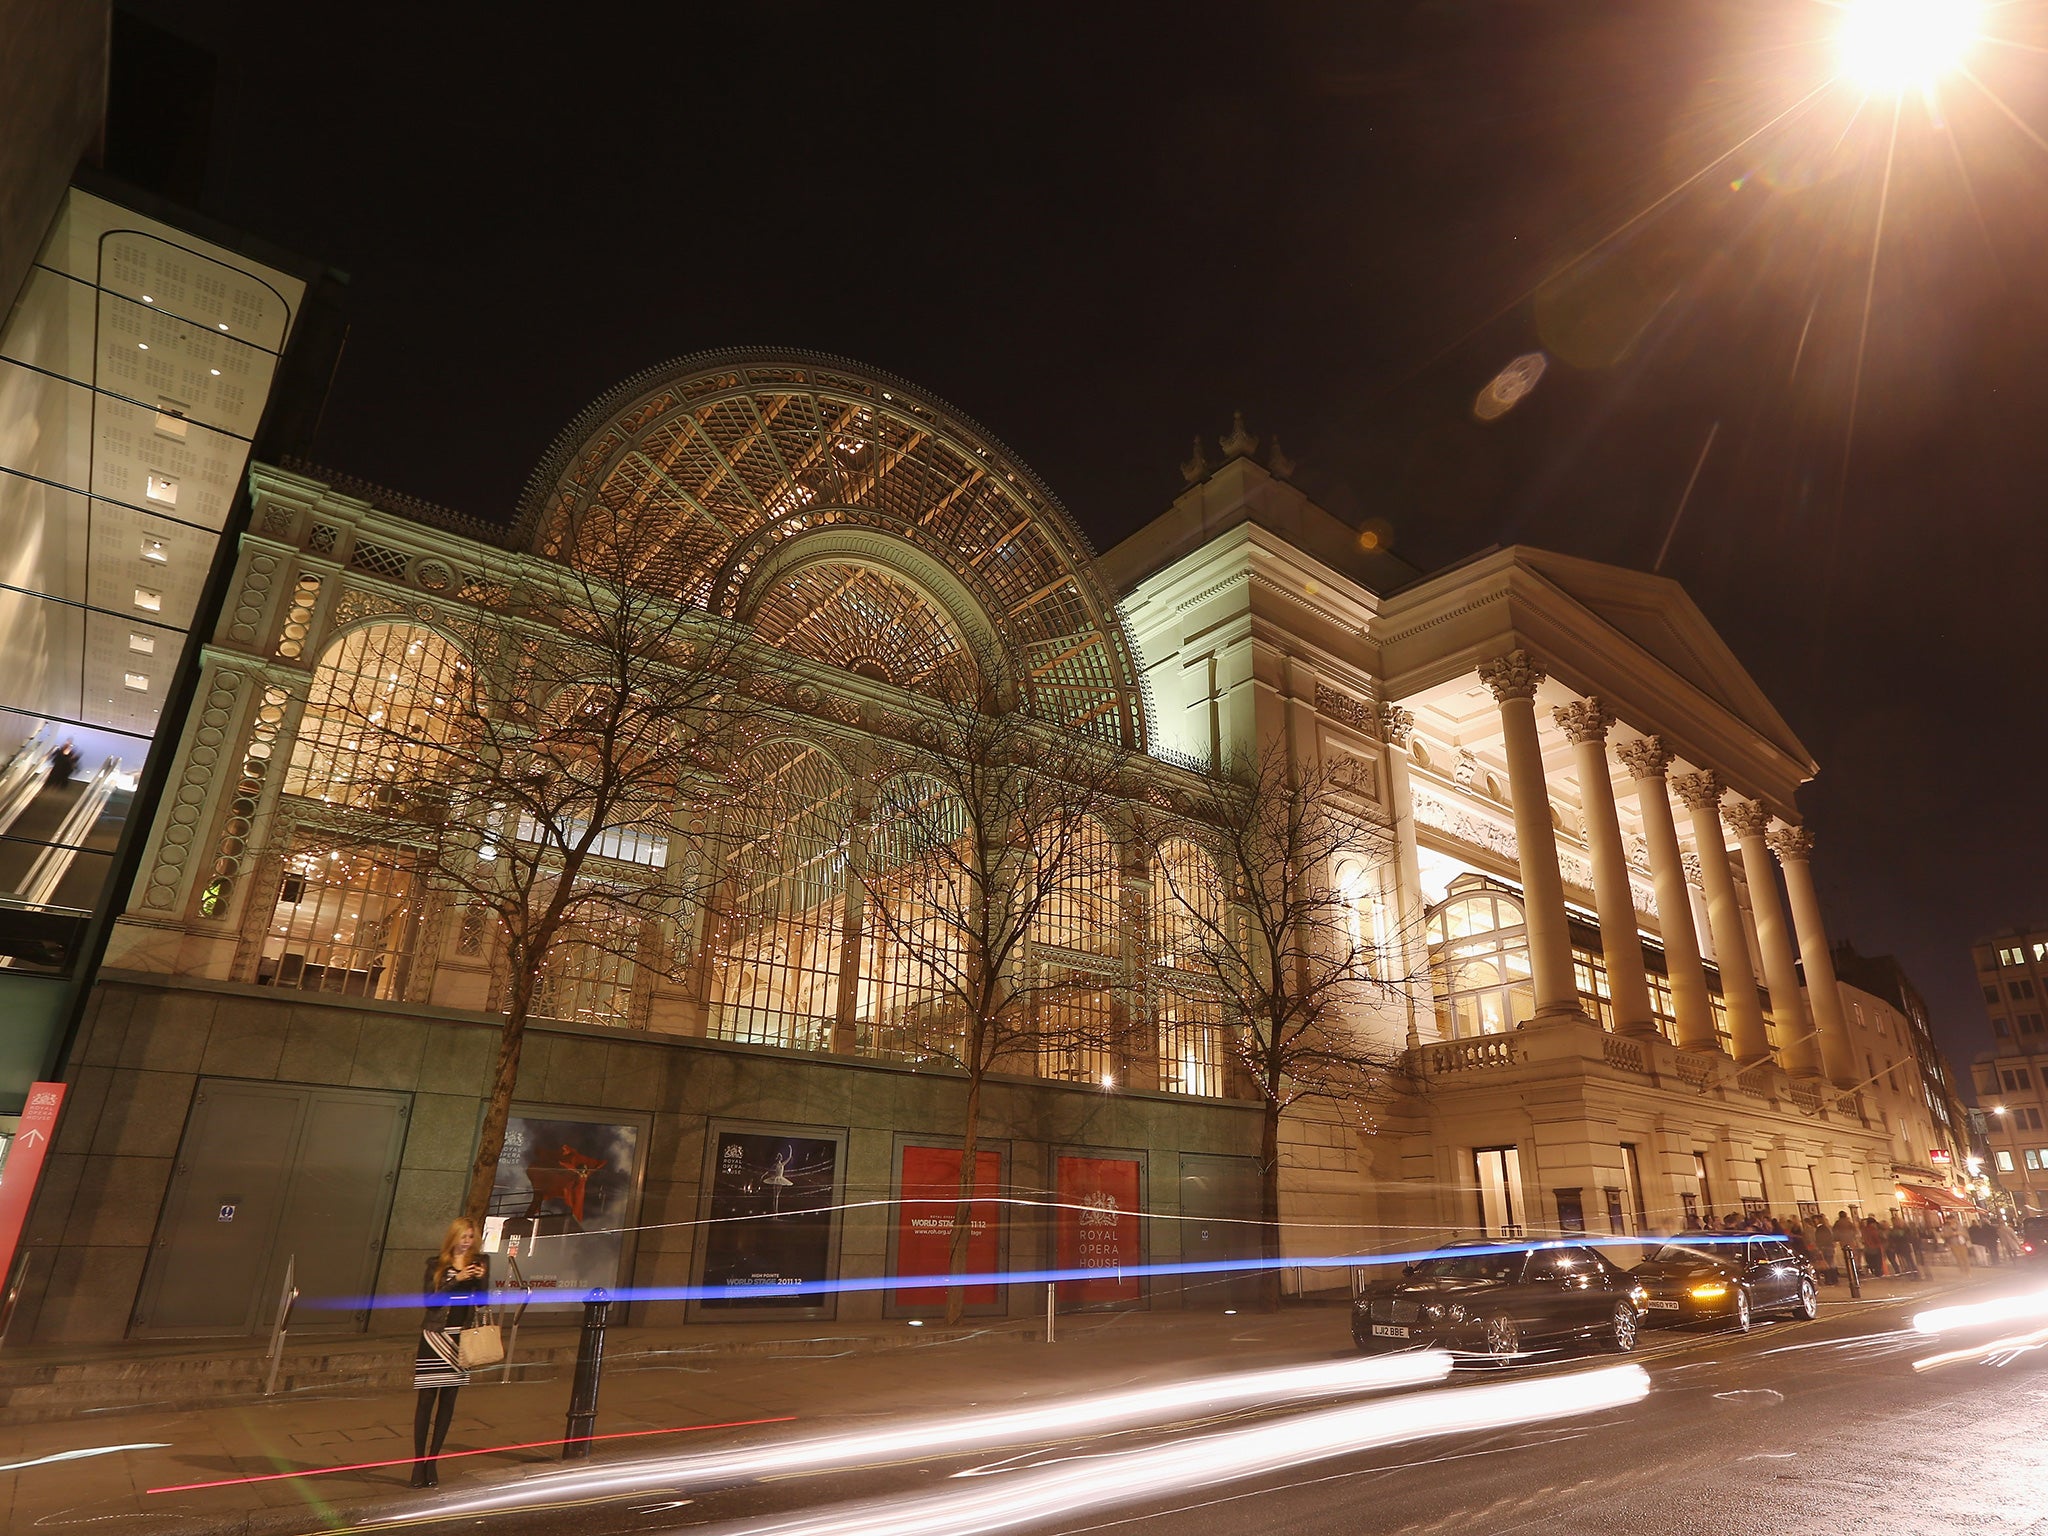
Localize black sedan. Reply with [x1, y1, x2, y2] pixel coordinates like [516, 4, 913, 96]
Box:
[1629, 1234, 1818, 1331]
[1352, 1240, 1643, 1363]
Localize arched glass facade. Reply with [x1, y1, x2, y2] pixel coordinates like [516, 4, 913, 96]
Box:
[1427, 875, 1535, 1038]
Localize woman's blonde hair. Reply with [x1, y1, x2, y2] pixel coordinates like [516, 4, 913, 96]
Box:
[436, 1217, 480, 1276]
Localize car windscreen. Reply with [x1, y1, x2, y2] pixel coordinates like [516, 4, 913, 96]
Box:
[1649, 1242, 1733, 1265]
[1406, 1251, 1525, 1281]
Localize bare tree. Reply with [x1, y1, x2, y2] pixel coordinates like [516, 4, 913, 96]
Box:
[1147, 741, 1411, 1306]
[855, 684, 1128, 1323]
[284, 503, 751, 1227]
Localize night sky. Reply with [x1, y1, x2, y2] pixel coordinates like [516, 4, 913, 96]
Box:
[129, 1, 2048, 1085]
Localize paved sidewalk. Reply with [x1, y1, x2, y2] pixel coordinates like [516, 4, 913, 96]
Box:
[0, 1272, 1988, 1536]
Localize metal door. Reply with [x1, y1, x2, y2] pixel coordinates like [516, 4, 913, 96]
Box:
[135, 1080, 408, 1337]
[1178, 1153, 1261, 1308]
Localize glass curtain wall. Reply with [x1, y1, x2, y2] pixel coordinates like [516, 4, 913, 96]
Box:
[1031, 814, 1120, 1083]
[858, 773, 970, 1064]
[1150, 835, 1228, 1097]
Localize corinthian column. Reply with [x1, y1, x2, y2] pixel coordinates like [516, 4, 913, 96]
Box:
[1672, 770, 1770, 1066]
[1769, 826, 1858, 1088]
[1615, 737, 1714, 1051]
[1378, 703, 1431, 1049]
[1727, 802, 1821, 1078]
[1553, 699, 1654, 1036]
[1475, 650, 1579, 1019]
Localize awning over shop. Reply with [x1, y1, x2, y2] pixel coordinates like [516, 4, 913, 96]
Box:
[1897, 1183, 1975, 1212]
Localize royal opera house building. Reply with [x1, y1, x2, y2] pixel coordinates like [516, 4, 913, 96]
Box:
[13, 349, 1905, 1343]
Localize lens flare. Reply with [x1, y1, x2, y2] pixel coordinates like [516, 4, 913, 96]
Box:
[1836, 0, 1981, 94]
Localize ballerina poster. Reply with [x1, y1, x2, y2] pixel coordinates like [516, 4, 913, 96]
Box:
[698, 1128, 840, 1309]
[487, 1112, 642, 1298]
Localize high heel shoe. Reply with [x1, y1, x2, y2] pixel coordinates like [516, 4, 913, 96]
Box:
[409, 1461, 432, 1489]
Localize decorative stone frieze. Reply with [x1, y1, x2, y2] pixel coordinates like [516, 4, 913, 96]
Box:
[1377, 703, 1415, 748]
[142, 666, 248, 912]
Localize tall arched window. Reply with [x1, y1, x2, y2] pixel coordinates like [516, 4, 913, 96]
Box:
[1151, 836, 1229, 1097]
[705, 741, 853, 1051]
[1426, 874, 1534, 1038]
[285, 623, 471, 807]
[859, 773, 971, 1064]
[1029, 814, 1120, 1082]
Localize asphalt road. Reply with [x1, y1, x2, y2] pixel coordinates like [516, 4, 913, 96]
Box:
[441, 1281, 2044, 1536]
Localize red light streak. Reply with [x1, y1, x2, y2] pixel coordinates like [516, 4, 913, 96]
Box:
[143, 1414, 796, 1495]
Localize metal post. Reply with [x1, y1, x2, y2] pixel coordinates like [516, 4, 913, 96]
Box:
[498, 1255, 533, 1382]
[262, 1255, 299, 1396]
[1843, 1246, 1862, 1300]
[561, 1288, 611, 1459]
[0, 1248, 32, 1347]
[1045, 1281, 1056, 1344]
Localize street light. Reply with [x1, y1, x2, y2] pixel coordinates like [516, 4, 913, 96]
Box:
[1836, 0, 1981, 94]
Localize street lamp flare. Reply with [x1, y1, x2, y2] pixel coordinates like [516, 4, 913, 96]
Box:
[1836, 0, 1981, 94]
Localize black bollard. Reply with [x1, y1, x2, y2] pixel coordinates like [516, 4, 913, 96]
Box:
[1843, 1247, 1862, 1300]
[562, 1288, 612, 1460]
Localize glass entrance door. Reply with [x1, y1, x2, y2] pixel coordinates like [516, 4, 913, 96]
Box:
[1475, 1146, 1525, 1237]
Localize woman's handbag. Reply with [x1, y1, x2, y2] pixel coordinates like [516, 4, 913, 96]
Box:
[456, 1309, 504, 1370]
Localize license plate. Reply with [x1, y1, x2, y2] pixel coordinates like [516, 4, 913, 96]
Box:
[1371, 1324, 1411, 1338]
[1645, 1300, 1680, 1310]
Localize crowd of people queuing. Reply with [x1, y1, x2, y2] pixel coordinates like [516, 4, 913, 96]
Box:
[1675, 1204, 2026, 1283]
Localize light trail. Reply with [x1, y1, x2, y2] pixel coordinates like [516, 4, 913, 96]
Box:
[0, 1443, 169, 1473]
[695, 1364, 1652, 1536]
[143, 1416, 794, 1495]
[314, 1232, 1747, 1312]
[1910, 1285, 2048, 1335]
[425, 1351, 1452, 1518]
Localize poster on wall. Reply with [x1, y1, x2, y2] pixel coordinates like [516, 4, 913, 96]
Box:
[487, 1111, 643, 1301]
[697, 1127, 841, 1311]
[1055, 1153, 1143, 1307]
[893, 1144, 1003, 1310]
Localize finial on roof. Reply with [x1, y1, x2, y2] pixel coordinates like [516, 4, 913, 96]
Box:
[1180, 435, 1210, 485]
[1218, 410, 1259, 461]
[1267, 434, 1295, 480]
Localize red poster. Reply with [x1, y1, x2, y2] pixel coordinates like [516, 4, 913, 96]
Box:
[1056, 1155, 1142, 1305]
[0, 1082, 66, 1286]
[895, 1146, 1003, 1308]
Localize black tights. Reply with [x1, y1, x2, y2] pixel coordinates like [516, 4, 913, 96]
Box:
[413, 1386, 459, 1462]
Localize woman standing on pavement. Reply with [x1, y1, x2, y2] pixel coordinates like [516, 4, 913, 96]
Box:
[1859, 1216, 1886, 1278]
[1808, 1215, 1838, 1285]
[413, 1217, 489, 1488]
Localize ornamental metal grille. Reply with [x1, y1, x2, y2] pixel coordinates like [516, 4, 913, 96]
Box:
[705, 740, 852, 1051]
[521, 351, 1148, 748]
[284, 622, 469, 809]
[347, 540, 411, 580]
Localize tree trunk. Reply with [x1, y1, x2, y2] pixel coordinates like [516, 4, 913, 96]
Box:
[945, 1056, 986, 1325]
[463, 973, 535, 1228]
[1257, 1096, 1283, 1311]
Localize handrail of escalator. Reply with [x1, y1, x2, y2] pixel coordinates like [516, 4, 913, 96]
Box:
[14, 757, 123, 909]
[0, 727, 54, 841]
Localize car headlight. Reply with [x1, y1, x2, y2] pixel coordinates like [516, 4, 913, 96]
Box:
[1688, 1282, 1730, 1299]
[1628, 1286, 1647, 1305]
[1421, 1303, 1442, 1322]
[1444, 1304, 1467, 1323]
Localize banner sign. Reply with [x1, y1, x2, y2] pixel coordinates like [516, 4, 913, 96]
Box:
[487, 1112, 642, 1299]
[0, 1081, 66, 1287]
[699, 1129, 839, 1309]
[894, 1145, 1002, 1308]
[1056, 1154, 1142, 1306]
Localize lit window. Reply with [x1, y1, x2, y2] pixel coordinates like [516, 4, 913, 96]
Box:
[123, 672, 149, 691]
[2028, 1150, 2043, 1171]
[1996, 1150, 2015, 1172]
[145, 472, 179, 506]
[128, 633, 156, 655]
[154, 401, 189, 439]
[134, 587, 162, 612]
[140, 537, 168, 564]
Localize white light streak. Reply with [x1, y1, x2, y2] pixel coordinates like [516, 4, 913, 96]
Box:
[0, 1443, 169, 1473]
[709, 1365, 1651, 1536]
[428, 1352, 1452, 1517]
[1910, 1286, 2048, 1336]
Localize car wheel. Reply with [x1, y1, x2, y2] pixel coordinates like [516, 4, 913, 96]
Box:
[1794, 1279, 1818, 1320]
[1732, 1285, 1752, 1333]
[1483, 1313, 1520, 1365]
[1608, 1300, 1639, 1353]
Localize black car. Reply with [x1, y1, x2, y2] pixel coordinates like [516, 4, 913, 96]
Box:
[1629, 1234, 1818, 1331]
[1352, 1239, 1643, 1362]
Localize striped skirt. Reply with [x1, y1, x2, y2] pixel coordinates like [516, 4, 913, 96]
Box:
[414, 1328, 470, 1390]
